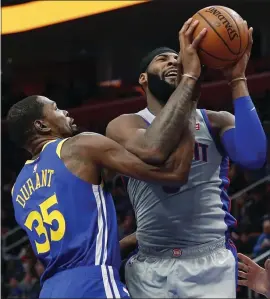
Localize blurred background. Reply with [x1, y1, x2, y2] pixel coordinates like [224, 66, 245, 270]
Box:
[1, 0, 270, 298]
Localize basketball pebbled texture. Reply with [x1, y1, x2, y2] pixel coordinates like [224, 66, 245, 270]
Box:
[192, 6, 249, 69]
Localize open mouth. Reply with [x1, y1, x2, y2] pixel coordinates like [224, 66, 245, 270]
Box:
[70, 118, 77, 129]
[165, 69, 177, 78]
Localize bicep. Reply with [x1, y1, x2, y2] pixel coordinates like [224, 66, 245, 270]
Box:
[218, 111, 235, 137]
[106, 114, 147, 147]
[106, 115, 164, 164]
[207, 110, 236, 153]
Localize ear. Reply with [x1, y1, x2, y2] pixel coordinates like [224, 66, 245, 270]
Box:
[139, 72, 148, 86]
[34, 120, 51, 133]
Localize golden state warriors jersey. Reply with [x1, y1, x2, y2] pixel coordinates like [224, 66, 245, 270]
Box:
[12, 139, 120, 283]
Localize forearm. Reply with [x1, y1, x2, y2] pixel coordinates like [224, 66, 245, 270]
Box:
[143, 77, 197, 163]
[222, 81, 267, 169]
[231, 79, 249, 99]
[163, 114, 196, 181]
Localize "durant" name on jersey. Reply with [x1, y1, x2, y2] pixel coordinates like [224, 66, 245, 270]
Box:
[15, 169, 55, 208]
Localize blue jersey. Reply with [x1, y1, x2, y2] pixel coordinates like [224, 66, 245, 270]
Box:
[12, 139, 121, 284]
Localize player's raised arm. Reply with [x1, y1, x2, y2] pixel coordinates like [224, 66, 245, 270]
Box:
[207, 27, 267, 169]
[67, 133, 193, 184]
[106, 19, 207, 165]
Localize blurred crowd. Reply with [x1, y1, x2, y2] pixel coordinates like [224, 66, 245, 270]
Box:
[228, 165, 270, 257]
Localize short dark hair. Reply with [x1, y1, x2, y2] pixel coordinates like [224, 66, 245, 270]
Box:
[7, 95, 44, 148]
[139, 47, 177, 74]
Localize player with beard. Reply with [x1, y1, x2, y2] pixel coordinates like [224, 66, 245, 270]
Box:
[106, 20, 267, 298]
[7, 19, 208, 298]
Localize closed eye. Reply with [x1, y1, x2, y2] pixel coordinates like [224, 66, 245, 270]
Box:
[156, 56, 166, 61]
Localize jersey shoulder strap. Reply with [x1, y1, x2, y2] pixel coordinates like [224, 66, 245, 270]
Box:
[135, 108, 155, 125]
[55, 138, 70, 159]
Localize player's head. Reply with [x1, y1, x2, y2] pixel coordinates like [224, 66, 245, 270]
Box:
[139, 47, 178, 105]
[7, 95, 78, 150]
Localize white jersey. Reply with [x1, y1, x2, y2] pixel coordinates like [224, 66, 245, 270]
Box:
[127, 108, 236, 248]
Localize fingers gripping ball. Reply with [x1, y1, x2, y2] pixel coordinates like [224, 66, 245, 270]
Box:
[192, 6, 249, 69]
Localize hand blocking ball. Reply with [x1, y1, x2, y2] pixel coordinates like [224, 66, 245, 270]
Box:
[192, 6, 249, 69]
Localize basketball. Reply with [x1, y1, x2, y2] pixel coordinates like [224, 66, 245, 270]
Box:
[192, 6, 249, 69]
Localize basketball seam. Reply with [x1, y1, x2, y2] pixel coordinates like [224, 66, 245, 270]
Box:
[235, 36, 249, 62]
[199, 47, 236, 62]
[217, 6, 242, 54]
[197, 11, 239, 56]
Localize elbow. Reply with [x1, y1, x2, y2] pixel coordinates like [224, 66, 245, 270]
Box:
[171, 159, 193, 184]
[141, 149, 168, 165]
[178, 173, 189, 185]
[235, 139, 267, 170]
[169, 170, 189, 185]
[175, 168, 190, 184]
[173, 145, 194, 183]
[237, 152, 267, 170]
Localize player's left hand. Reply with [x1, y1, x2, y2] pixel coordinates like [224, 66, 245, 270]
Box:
[222, 24, 253, 82]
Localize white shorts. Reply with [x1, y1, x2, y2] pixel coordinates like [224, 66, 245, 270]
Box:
[125, 237, 237, 298]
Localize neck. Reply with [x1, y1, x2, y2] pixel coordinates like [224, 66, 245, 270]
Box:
[146, 92, 163, 116]
[26, 136, 58, 158]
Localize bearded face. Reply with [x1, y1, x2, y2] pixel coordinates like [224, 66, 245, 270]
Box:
[142, 52, 179, 105]
[146, 72, 177, 105]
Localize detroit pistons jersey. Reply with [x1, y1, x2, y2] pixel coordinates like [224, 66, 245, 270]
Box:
[128, 108, 236, 248]
[11, 139, 120, 283]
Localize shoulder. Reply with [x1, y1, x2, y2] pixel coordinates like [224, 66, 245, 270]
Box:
[65, 132, 105, 147]
[106, 113, 149, 142]
[206, 110, 235, 134]
[107, 114, 148, 131]
[206, 110, 234, 124]
[61, 133, 105, 160]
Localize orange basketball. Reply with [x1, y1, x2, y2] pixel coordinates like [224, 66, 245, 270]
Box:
[192, 6, 249, 69]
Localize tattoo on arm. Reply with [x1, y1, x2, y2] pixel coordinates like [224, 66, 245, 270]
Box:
[144, 77, 197, 158]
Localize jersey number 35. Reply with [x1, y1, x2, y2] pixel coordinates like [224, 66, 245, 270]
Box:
[24, 194, 66, 254]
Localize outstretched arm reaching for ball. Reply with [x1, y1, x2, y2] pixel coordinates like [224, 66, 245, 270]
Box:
[106, 19, 207, 166]
[238, 253, 270, 298]
[206, 27, 267, 169]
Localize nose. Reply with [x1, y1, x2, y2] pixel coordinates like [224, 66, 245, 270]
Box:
[64, 110, 69, 117]
[167, 56, 177, 67]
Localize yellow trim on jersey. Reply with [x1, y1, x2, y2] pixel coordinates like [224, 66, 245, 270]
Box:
[56, 138, 69, 159]
[25, 140, 57, 165]
[100, 180, 105, 188]
[11, 185, 14, 196]
[42, 139, 57, 152]
[25, 159, 38, 165]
